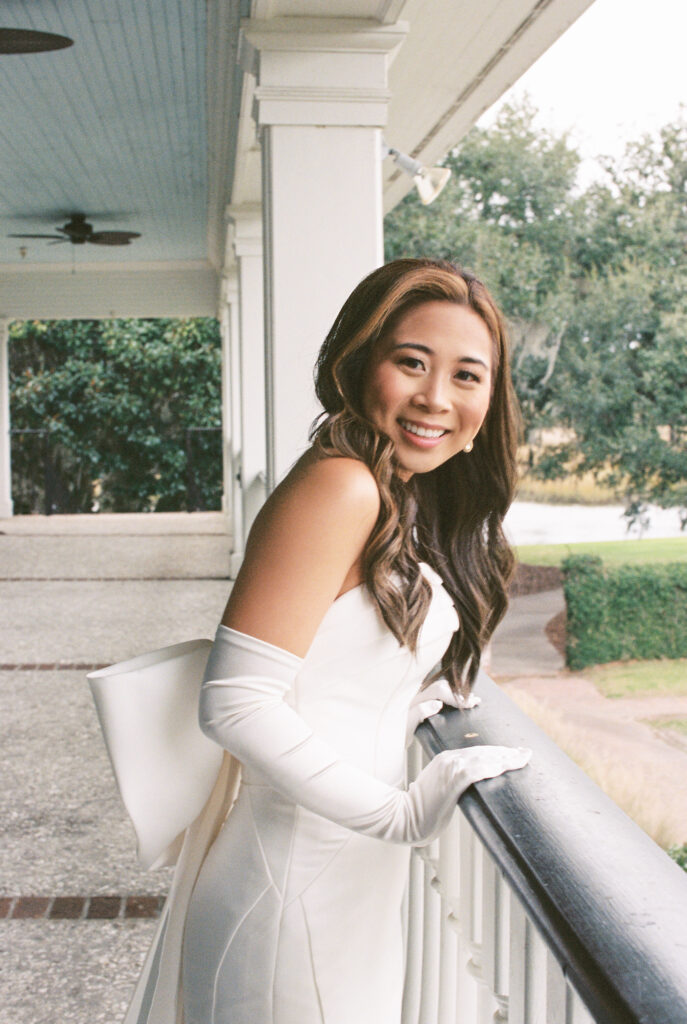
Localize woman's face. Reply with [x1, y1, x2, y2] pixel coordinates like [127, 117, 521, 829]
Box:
[362, 300, 493, 480]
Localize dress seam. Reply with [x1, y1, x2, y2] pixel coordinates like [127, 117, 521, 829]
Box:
[210, 881, 273, 1024]
[299, 895, 326, 1023]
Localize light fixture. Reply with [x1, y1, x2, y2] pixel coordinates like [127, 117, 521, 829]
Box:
[0, 28, 74, 55]
[382, 140, 451, 205]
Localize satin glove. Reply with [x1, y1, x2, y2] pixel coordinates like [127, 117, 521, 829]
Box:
[200, 626, 531, 846]
[406, 677, 481, 745]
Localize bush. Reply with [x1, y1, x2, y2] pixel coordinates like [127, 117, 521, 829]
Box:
[9, 318, 222, 513]
[668, 844, 687, 872]
[563, 555, 687, 669]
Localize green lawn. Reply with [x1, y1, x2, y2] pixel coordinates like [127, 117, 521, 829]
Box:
[516, 537, 687, 568]
[646, 716, 687, 737]
[588, 659, 687, 699]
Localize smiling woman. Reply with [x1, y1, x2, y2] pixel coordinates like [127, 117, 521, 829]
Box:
[99, 259, 528, 1024]
[312, 258, 518, 693]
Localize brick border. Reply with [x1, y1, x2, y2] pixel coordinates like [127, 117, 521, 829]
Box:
[0, 576, 228, 582]
[0, 895, 165, 920]
[0, 663, 108, 671]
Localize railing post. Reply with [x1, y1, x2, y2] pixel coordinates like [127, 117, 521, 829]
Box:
[436, 815, 460, 1023]
[482, 858, 510, 1022]
[402, 741, 426, 1024]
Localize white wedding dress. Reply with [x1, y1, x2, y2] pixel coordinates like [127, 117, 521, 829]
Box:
[181, 563, 458, 1024]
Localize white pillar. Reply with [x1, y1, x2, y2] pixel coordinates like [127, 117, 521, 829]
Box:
[219, 301, 233, 520]
[220, 271, 245, 578]
[0, 320, 13, 518]
[240, 18, 407, 488]
[227, 204, 267, 543]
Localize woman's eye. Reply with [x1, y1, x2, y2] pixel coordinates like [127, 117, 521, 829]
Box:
[399, 356, 424, 371]
[455, 369, 479, 383]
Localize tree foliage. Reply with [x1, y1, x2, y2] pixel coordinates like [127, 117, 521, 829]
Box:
[384, 100, 687, 521]
[9, 317, 222, 513]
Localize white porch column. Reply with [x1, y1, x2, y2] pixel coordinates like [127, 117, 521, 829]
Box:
[240, 18, 407, 488]
[219, 295, 233, 520]
[0, 320, 13, 518]
[220, 271, 245, 578]
[227, 204, 267, 543]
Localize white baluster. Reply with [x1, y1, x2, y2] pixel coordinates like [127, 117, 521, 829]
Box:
[545, 949, 569, 1024]
[507, 894, 528, 1024]
[482, 857, 510, 1022]
[402, 846, 425, 1024]
[437, 813, 461, 1023]
[525, 922, 549, 1024]
[402, 741, 425, 1024]
[569, 988, 596, 1024]
[418, 840, 441, 1024]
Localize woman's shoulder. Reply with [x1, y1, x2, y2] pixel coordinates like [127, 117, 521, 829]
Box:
[225, 450, 380, 653]
[271, 450, 380, 524]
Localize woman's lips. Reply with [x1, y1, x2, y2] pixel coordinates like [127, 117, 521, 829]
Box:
[398, 418, 448, 448]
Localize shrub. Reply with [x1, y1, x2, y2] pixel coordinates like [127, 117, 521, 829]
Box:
[9, 318, 222, 513]
[563, 555, 687, 669]
[668, 844, 687, 872]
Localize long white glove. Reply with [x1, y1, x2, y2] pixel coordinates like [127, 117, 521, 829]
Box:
[200, 626, 530, 846]
[406, 677, 481, 745]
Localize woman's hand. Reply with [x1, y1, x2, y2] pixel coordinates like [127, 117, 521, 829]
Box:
[405, 744, 531, 844]
[406, 677, 481, 744]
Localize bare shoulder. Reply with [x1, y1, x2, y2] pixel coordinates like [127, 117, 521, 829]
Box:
[282, 452, 380, 518]
[222, 452, 380, 655]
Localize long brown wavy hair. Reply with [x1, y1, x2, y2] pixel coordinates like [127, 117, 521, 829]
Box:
[311, 258, 519, 695]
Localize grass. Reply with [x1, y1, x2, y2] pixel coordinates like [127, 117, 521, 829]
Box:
[516, 536, 687, 568]
[643, 716, 687, 738]
[508, 690, 679, 848]
[517, 471, 619, 505]
[587, 659, 687, 699]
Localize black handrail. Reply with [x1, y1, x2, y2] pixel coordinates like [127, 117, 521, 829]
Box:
[416, 674, 687, 1024]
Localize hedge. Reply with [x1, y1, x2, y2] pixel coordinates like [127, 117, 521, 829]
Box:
[562, 555, 687, 669]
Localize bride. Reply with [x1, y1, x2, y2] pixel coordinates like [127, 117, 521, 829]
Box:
[93, 257, 530, 1024]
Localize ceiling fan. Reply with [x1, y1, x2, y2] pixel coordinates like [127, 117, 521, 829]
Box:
[8, 213, 141, 246]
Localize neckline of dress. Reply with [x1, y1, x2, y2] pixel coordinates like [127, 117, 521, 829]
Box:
[332, 562, 441, 606]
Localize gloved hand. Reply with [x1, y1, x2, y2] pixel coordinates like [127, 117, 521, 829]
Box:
[200, 625, 531, 846]
[406, 677, 481, 745]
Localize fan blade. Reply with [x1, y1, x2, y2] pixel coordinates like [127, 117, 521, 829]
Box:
[7, 233, 64, 239]
[89, 231, 141, 246]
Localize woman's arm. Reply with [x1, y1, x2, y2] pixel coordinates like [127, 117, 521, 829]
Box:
[200, 455, 530, 846]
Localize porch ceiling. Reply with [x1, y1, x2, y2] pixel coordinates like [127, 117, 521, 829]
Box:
[0, 0, 595, 319]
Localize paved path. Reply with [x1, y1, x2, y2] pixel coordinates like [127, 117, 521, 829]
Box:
[504, 500, 686, 545]
[0, 513, 233, 1024]
[491, 588, 687, 847]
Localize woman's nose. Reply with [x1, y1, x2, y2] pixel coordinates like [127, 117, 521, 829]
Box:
[413, 376, 450, 412]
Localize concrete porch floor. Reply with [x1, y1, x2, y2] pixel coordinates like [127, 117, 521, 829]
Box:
[1, 510, 685, 1023]
[0, 512, 232, 1024]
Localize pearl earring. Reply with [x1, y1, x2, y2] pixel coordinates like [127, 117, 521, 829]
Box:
[463, 440, 473, 453]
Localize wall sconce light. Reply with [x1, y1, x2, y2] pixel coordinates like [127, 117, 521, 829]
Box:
[382, 140, 451, 205]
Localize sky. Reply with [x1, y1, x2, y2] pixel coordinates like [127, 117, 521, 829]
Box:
[478, 0, 687, 185]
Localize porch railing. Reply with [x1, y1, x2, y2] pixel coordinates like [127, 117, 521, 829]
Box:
[403, 674, 687, 1024]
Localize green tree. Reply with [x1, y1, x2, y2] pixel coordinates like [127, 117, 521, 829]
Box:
[541, 119, 687, 521]
[384, 98, 580, 427]
[385, 102, 687, 523]
[9, 317, 222, 513]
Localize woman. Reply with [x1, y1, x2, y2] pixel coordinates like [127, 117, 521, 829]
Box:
[179, 258, 530, 1024]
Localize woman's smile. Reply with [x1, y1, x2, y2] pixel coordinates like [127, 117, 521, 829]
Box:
[397, 418, 449, 446]
[363, 300, 493, 478]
